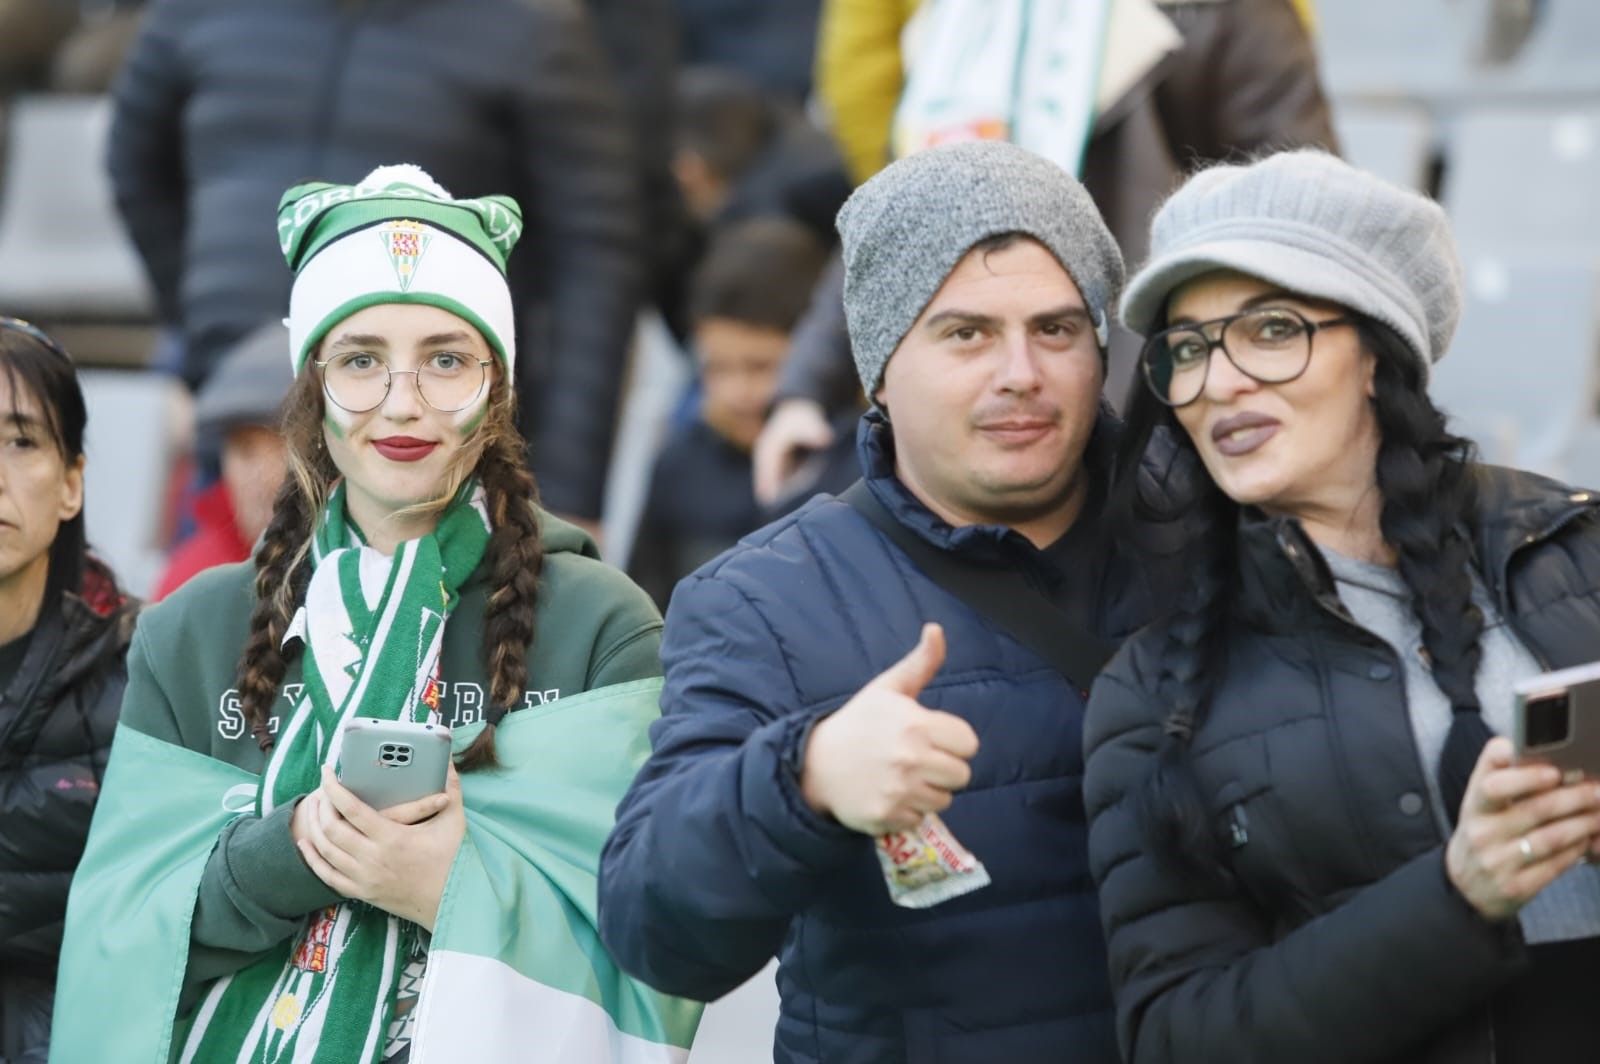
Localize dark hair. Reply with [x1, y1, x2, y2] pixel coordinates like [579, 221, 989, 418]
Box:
[234, 363, 542, 770]
[676, 67, 777, 181]
[1110, 314, 1481, 874]
[0, 323, 93, 605]
[689, 218, 829, 333]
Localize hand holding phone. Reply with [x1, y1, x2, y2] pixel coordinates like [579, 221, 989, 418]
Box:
[296, 760, 465, 931]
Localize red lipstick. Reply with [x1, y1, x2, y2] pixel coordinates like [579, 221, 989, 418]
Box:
[372, 436, 438, 462]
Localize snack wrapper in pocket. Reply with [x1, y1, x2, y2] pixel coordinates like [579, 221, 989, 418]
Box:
[875, 813, 991, 909]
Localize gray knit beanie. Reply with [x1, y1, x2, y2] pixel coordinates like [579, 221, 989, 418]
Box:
[836, 140, 1124, 395]
[1121, 150, 1462, 379]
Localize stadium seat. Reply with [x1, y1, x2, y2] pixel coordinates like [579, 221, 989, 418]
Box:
[1316, 0, 1477, 102]
[0, 94, 153, 321]
[1332, 101, 1434, 191]
[1442, 104, 1600, 255]
[1429, 256, 1600, 480]
[78, 368, 192, 598]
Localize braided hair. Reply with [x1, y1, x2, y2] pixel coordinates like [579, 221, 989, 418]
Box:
[234, 363, 543, 768]
[1109, 315, 1482, 875]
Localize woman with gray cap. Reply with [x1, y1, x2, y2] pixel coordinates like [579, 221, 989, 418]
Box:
[1083, 149, 1600, 1063]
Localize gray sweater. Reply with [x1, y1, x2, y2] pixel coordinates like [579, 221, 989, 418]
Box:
[1323, 546, 1600, 943]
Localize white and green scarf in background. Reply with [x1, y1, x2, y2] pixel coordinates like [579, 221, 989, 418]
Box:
[51, 484, 701, 1063]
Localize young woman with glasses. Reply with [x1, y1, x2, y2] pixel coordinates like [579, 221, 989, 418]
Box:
[1084, 151, 1600, 1063]
[0, 317, 138, 1062]
[54, 168, 699, 1061]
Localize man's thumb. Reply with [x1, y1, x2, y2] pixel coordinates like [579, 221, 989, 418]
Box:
[876, 623, 946, 697]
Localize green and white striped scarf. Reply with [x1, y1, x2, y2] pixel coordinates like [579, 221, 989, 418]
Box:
[179, 480, 490, 1064]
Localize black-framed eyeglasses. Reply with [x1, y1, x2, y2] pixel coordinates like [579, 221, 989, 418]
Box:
[0, 316, 73, 363]
[312, 350, 494, 413]
[1140, 307, 1357, 408]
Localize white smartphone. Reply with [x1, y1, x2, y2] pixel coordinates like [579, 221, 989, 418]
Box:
[337, 718, 451, 810]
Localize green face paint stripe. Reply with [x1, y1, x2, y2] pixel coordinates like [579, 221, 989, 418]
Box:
[323, 413, 348, 439]
[458, 405, 487, 435]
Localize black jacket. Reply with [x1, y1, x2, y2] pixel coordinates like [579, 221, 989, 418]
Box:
[108, 0, 641, 518]
[0, 572, 137, 1063]
[1085, 466, 1600, 1064]
[673, 0, 820, 103]
[627, 418, 760, 611]
[602, 413, 1157, 1062]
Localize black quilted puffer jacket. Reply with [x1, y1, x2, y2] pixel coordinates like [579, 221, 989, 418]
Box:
[1086, 465, 1600, 1064]
[0, 566, 137, 1063]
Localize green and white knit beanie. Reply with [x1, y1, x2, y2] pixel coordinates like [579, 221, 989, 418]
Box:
[278, 164, 523, 373]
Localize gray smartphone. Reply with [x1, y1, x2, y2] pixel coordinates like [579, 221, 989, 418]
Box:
[338, 718, 452, 810]
[1513, 660, 1600, 783]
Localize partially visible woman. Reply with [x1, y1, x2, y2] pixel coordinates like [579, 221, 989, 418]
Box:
[0, 318, 137, 1063]
[1086, 150, 1600, 1063]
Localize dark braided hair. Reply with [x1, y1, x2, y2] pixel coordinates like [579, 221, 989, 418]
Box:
[1366, 322, 1486, 820]
[1110, 313, 1483, 876]
[234, 359, 543, 767]
[459, 419, 544, 770]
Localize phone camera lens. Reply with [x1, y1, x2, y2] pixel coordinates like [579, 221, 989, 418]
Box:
[1527, 692, 1573, 748]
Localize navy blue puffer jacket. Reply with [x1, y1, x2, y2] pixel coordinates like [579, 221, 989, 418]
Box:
[600, 414, 1153, 1063]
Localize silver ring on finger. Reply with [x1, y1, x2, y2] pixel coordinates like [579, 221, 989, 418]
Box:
[1520, 835, 1537, 865]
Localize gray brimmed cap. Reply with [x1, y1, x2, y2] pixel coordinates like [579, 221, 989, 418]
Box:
[836, 140, 1124, 395]
[196, 320, 294, 434]
[1120, 149, 1462, 379]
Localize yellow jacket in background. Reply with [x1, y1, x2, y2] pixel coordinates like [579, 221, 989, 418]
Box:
[816, 0, 1319, 185]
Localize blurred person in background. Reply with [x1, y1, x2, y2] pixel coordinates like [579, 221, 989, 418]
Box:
[673, 66, 850, 241]
[152, 320, 291, 601]
[580, 0, 697, 349]
[628, 218, 833, 610]
[1088, 150, 1600, 1063]
[107, 0, 641, 534]
[0, 317, 137, 1063]
[755, 0, 1338, 505]
[662, 66, 849, 340]
[673, 0, 822, 104]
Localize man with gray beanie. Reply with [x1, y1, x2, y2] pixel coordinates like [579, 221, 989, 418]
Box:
[600, 140, 1163, 1062]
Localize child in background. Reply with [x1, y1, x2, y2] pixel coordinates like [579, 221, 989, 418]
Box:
[152, 321, 292, 599]
[629, 218, 828, 608]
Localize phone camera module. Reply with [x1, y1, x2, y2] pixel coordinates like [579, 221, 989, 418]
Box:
[377, 742, 414, 767]
[1526, 692, 1573, 748]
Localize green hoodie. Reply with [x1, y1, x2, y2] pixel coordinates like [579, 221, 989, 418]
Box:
[118, 513, 662, 1002]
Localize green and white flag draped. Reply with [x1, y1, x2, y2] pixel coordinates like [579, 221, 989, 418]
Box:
[173, 479, 491, 1063]
[52, 483, 701, 1062]
[53, 681, 701, 1063]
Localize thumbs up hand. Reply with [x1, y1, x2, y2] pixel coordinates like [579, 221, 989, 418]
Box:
[799, 624, 981, 836]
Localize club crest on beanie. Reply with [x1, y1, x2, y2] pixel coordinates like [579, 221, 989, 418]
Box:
[278, 164, 523, 373]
